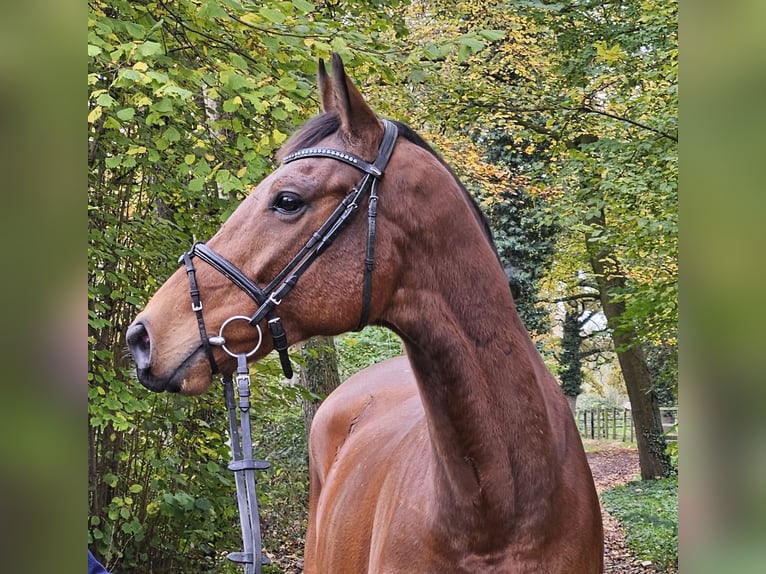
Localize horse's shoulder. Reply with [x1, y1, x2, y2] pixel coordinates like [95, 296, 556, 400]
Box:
[316, 355, 416, 420]
[309, 355, 421, 478]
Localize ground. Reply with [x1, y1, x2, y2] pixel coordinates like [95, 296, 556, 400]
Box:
[586, 442, 678, 574]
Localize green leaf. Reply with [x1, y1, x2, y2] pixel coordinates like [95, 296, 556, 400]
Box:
[124, 22, 146, 39]
[277, 75, 298, 91]
[223, 71, 250, 91]
[292, 0, 315, 13]
[105, 156, 122, 169]
[137, 41, 163, 58]
[222, 97, 241, 112]
[259, 7, 285, 24]
[118, 68, 143, 83]
[479, 29, 506, 41]
[163, 126, 181, 142]
[271, 106, 288, 120]
[199, 0, 228, 19]
[96, 93, 118, 107]
[188, 178, 205, 192]
[409, 68, 427, 84]
[458, 36, 486, 54]
[116, 107, 135, 120]
[159, 85, 194, 99]
[272, 128, 287, 145]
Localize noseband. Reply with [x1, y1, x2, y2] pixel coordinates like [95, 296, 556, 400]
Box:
[179, 119, 398, 379]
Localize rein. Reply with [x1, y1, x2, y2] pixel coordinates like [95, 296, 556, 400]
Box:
[178, 119, 398, 574]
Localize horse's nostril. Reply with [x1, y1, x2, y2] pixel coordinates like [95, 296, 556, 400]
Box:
[126, 322, 151, 370]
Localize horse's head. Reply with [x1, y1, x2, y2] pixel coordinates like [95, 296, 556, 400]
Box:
[126, 55, 406, 394]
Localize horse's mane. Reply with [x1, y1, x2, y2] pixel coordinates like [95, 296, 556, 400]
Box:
[279, 112, 501, 264]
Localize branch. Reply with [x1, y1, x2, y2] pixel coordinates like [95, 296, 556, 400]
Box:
[578, 348, 606, 359]
[578, 309, 600, 326]
[463, 98, 677, 143]
[577, 105, 678, 142]
[547, 293, 601, 304]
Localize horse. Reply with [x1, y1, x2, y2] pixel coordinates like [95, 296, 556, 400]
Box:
[127, 54, 603, 573]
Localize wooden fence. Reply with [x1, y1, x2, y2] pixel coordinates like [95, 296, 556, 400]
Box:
[575, 407, 677, 443]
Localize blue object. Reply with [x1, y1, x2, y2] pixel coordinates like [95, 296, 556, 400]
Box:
[88, 550, 111, 574]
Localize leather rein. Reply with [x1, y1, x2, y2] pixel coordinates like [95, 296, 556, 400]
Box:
[177, 119, 398, 574]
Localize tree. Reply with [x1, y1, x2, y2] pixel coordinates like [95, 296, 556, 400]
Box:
[557, 294, 605, 412]
[397, 0, 677, 479]
[88, 0, 413, 569]
[299, 337, 341, 442]
[480, 134, 560, 338]
[587, 213, 672, 478]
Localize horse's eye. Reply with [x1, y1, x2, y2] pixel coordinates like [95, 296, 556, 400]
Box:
[272, 192, 305, 215]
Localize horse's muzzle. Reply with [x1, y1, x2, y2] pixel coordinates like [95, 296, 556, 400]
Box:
[126, 321, 152, 372]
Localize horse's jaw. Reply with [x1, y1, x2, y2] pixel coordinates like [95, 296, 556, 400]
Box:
[133, 345, 213, 395]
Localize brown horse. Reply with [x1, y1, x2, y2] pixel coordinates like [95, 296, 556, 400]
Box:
[127, 54, 603, 573]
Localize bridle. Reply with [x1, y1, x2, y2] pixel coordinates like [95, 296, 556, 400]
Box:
[179, 119, 398, 380]
[177, 119, 398, 574]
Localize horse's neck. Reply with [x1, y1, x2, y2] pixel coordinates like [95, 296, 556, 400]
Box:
[384, 231, 561, 535]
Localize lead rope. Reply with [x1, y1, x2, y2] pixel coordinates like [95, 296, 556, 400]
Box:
[221, 353, 270, 574]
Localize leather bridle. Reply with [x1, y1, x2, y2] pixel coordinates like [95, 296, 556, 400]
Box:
[179, 119, 398, 380]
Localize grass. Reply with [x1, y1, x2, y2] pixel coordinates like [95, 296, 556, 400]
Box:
[581, 438, 636, 452]
[600, 476, 678, 570]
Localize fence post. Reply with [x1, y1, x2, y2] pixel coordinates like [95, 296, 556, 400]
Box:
[622, 409, 627, 442]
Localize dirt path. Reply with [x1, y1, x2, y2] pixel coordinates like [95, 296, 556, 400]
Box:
[587, 444, 677, 574]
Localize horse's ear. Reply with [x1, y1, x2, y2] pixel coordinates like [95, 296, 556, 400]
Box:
[328, 53, 380, 139]
[318, 58, 335, 113]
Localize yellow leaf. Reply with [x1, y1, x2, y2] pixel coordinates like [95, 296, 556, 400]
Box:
[88, 106, 103, 124]
[132, 61, 149, 72]
[204, 153, 215, 161]
[272, 129, 287, 145]
[240, 12, 261, 26]
[236, 166, 247, 178]
[134, 95, 153, 107]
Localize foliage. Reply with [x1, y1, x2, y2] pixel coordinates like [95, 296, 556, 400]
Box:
[558, 305, 586, 397]
[600, 477, 678, 569]
[480, 180, 559, 337]
[88, 0, 413, 571]
[252, 392, 311, 571]
[396, 0, 677, 478]
[646, 339, 678, 407]
[336, 327, 404, 380]
[399, 0, 677, 347]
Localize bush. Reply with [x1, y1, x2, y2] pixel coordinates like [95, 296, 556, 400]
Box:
[600, 476, 678, 569]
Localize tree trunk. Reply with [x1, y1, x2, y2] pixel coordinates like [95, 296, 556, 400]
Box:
[586, 211, 671, 479]
[299, 337, 341, 442]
